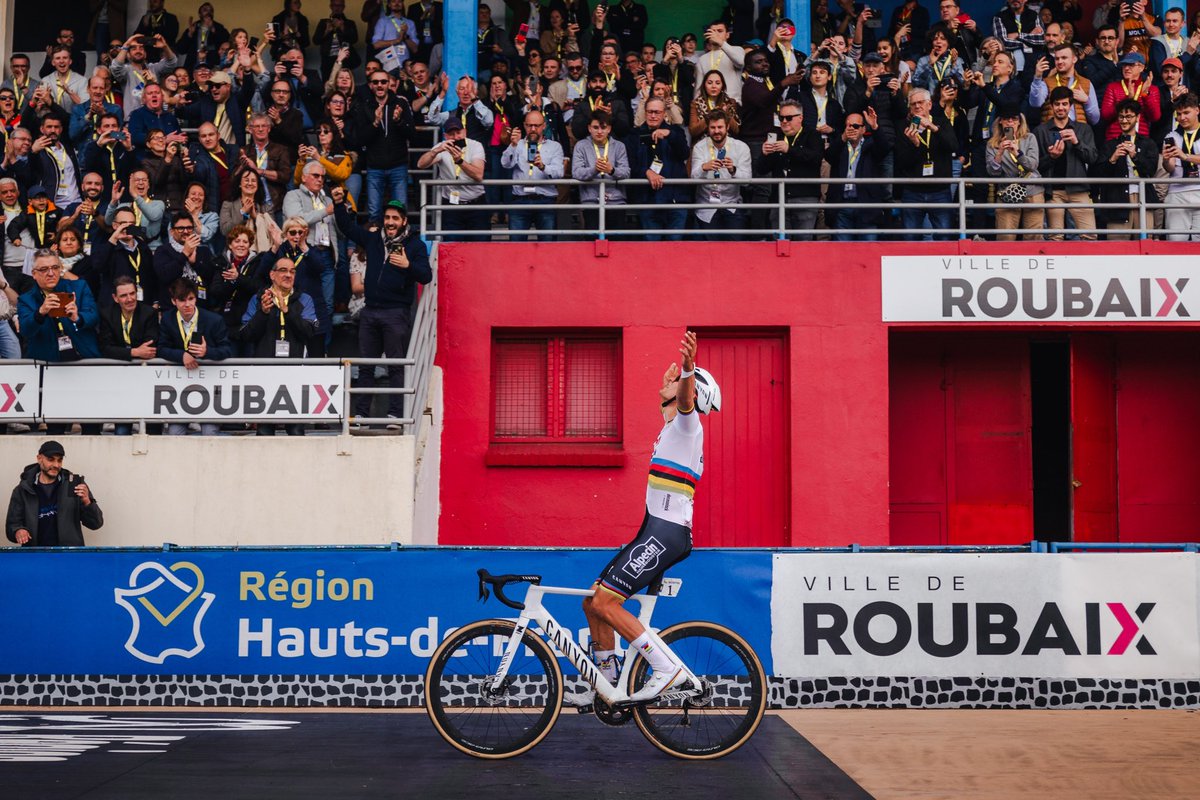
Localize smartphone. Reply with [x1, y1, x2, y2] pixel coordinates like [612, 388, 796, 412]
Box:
[526, 75, 538, 94]
[111, 131, 126, 141]
[1051, 130, 1061, 142]
[516, 23, 528, 45]
[49, 292, 74, 318]
[766, 132, 778, 143]
[125, 225, 147, 240]
[1163, 137, 1175, 150]
[910, 116, 921, 127]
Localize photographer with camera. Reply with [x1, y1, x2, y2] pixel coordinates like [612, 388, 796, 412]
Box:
[765, 18, 804, 87]
[95, 200, 160, 306]
[7, 441, 103, 548]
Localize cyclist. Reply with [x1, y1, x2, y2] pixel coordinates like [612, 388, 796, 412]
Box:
[568, 330, 722, 707]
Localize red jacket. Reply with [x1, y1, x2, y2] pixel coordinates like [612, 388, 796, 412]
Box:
[1100, 78, 1161, 140]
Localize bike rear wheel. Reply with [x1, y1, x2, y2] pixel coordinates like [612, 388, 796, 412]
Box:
[425, 619, 563, 759]
[629, 621, 767, 759]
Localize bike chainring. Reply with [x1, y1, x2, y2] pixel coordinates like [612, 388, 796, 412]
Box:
[592, 696, 633, 726]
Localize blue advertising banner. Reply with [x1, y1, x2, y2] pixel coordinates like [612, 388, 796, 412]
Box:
[0, 547, 773, 675]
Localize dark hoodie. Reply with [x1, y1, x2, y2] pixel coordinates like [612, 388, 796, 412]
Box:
[6, 463, 103, 547]
[7, 200, 63, 249]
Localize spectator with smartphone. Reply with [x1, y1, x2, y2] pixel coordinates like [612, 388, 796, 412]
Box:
[652, 37, 696, 114]
[1093, 99, 1158, 239]
[1078, 26, 1122, 95]
[606, 0, 649, 56]
[6, 440, 103, 548]
[17, 248, 101, 361]
[155, 210, 216, 309]
[158, 277, 232, 434]
[67, 76, 123, 159]
[938, 0, 980, 66]
[690, 109, 750, 238]
[315, 0, 361, 77]
[1029, 42, 1099, 126]
[889, 0, 932, 61]
[1161, 92, 1200, 241]
[501, 109, 564, 241]
[95, 200, 160, 305]
[418, 118, 488, 239]
[693, 20, 745, 103]
[984, 104, 1043, 240]
[1035, 85, 1099, 240]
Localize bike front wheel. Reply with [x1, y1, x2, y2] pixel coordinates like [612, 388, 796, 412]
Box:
[425, 619, 564, 759]
[629, 621, 767, 759]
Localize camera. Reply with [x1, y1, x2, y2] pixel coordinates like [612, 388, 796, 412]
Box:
[280, 60, 296, 72]
[180, 89, 199, 104]
[110, 131, 126, 141]
[816, 48, 832, 60]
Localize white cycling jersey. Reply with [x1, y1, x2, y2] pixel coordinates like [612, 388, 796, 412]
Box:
[645, 408, 704, 528]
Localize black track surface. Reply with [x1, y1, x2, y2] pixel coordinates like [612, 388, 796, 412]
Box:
[2, 712, 873, 799]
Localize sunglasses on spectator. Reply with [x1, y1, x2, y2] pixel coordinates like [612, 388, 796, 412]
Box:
[285, 229, 307, 236]
[846, 123, 864, 128]
[778, 113, 801, 121]
[0, 95, 13, 101]
[369, 79, 389, 85]
[173, 225, 195, 232]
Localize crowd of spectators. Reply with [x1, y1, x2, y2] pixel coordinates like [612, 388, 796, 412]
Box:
[0, 0, 1198, 411]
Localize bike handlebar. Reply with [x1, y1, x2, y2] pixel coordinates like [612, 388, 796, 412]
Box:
[477, 569, 542, 611]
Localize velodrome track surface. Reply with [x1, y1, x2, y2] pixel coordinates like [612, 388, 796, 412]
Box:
[2, 708, 1198, 799]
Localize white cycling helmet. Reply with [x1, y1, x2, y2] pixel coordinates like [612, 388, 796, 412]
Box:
[693, 367, 721, 414]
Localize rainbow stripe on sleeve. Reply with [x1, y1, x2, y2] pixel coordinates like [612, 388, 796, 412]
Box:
[648, 458, 699, 498]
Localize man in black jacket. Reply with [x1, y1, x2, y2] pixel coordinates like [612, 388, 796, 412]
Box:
[354, 69, 414, 223]
[154, 212, 216, 309]
[98, 275, 160, 361]
[158, 277, 233, 435]
[333, 191, 432, 428]
[762, 99, 825, 239]
[1093, 99, 1159, 238]
[1034, 85, 1099, 240]
[827, 109, 891, 240]
[629, 97, 690, 240]
[895, 87, 958, 239]
[6, 440, 103, 547]
[176, 70, 250, 149]
[240, 257, 320, 435]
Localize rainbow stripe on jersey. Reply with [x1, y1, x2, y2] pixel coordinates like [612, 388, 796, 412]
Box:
[648, 457, 700, 499]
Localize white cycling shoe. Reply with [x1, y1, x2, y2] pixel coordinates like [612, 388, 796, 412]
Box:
[563, 688, 597, 708]
[627, 665, 689, 703]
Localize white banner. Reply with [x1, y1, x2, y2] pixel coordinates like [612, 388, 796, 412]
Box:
[771, 553, 1200, 679]
[882, 255, 1198, 322]
[41, 364, 345, 421]
[0, 365, 40, 422]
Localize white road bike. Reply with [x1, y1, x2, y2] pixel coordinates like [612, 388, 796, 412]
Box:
[425, 569, 767, 760]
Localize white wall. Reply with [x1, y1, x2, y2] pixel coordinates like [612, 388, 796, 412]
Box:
[0, 435, 420, 546]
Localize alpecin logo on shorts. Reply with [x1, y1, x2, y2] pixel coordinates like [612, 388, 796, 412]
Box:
[623, 536, 665, 579]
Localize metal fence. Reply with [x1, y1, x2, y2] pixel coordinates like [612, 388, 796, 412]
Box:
[416, 175, 1200, 241]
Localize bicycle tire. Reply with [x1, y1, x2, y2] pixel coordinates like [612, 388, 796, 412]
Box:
[629, 621, 767, 760]
[425, 619, 564, 759]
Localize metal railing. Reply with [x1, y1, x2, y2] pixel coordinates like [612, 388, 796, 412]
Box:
[402, 241, 439, 441]
[416, 175, 1200, 241]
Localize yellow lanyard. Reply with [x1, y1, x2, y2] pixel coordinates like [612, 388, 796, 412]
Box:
[604, 70, 617, 91]
[107, 146, 117, 181]
[129, 247, 142, 285]
[132, 202, 143, 226]
[847, 141, 862, 173]
[272, 290, 290, 338]
[35, 211, 46, 244]
[120, 312, 133, 345]
[568, 78, 585, 96]
[55, 80, 65, 104]
[932, 54, 949, 82]
[207, 148, 227, 169]
[13, 84, 25, 108]
[765, 77, 774, 91]
[813, 92, 828, 126]
[920, 129, 932, 155]
[592, 139, 609, 162]
[177, 313, 197, 349]
[782, 49, 793, 73]
[1123, 80, 1144, 101]
[391, 15, 406, 36]
[291, 250, 306, 272]
[1168, 36, 1183, 58]
[105, 90, 116, 105]
[709, 50, 723, 73]
[1054, 74, 1073, 89]
[785, 131, 801, 148]
[670, 69, 679, 102]
[1183, 128, 1198, 156]
[47, 145, 67, 183]
[706, 97, 714, 110]
[214, 104, 226, 130]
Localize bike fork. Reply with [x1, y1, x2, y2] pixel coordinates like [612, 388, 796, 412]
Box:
[486, 617, 532, 693]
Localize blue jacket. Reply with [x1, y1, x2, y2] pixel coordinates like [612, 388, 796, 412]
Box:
[127, 106, 182, 153]
[68, 101, 124, 155]
[157, 307, 233, 364]
[17, 278, 102, 360]
[334, 203, 432, 311]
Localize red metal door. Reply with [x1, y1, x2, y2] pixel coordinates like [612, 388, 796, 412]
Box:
[889, 335, 1034, 545]
[889, 336, 949, 545]
[689, 332, 789, 547]
[1070, 334, 1118, 542]
[1115, 334, 1200, 542]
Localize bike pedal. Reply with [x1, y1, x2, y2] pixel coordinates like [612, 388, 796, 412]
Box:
[575, 704, 594, 714]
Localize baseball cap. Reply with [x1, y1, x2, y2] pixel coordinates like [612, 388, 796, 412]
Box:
[27, 184, 48, 199]
[862, 52, 885, 64]
[809, 60, 833, 74]
[1161, 57, 1184, 71]
[1118, 52, 1145, 66]
[38, 440, 65, 458]
[208, 70, 232, 85]
[442, 117, 464, 133]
